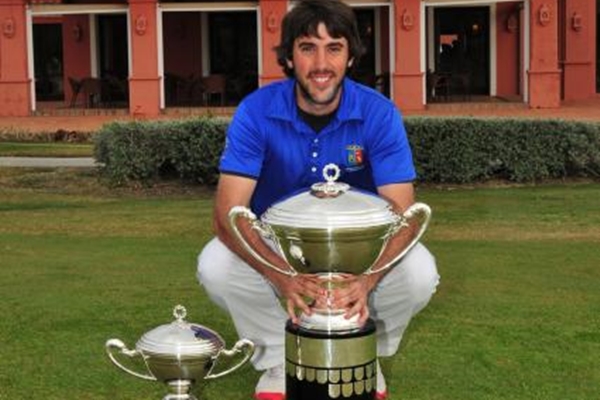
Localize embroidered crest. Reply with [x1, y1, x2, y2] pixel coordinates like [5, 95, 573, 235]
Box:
[346, 144, 364, 166]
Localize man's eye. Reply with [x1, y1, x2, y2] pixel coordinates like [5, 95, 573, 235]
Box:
[299, 45, 315, 53]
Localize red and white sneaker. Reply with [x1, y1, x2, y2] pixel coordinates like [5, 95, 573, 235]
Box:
[376, 360, 388, 400]
[254, 364, 285, 400]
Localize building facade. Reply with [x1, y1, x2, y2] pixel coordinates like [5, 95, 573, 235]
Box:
[0, 0, 598, 117]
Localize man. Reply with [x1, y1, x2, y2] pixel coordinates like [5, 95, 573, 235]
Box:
[197, 1, 439, 399]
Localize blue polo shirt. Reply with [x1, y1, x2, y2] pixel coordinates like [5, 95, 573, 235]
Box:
[220, 78, 416, 216]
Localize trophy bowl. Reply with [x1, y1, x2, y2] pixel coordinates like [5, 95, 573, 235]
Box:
[229, 164, 431, 331]
[105, 305, 254, 400]
[229, 164, 431, 277]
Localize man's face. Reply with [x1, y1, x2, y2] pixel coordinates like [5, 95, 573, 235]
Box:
[287, 23, 352, 116]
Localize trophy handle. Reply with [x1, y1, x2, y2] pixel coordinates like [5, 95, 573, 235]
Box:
[364, 202, 432, 275]
[228, 206, 297, 277]
[205, 338, 255, 380]
[105, 338, 156, 381]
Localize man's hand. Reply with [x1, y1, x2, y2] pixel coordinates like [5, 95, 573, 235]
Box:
[269, 273, 324, 324]
[326, 274, 379, 327]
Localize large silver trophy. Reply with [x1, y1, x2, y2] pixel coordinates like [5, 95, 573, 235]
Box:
[105, 305, 254, 400]
[229, 164, 431, 400]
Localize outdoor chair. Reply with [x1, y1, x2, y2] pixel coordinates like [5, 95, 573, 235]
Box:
[68, 77, 83, 107]
[200, 74, 227, 106]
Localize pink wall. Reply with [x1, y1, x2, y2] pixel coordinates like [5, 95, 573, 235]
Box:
[562, 0, 597, 100]
[259, 0, 286, 85]
[0, 0, 30, 116]
[129, 0, 160, 117]
[528, 0, 561, 108]
[496, 2, 521, 98]
[393, 0, 424, 111]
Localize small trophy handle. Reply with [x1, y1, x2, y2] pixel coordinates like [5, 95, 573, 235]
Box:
[364, 202, 432, 275]
[228, 206, 297, 277]
[205, 338, 255, 380]
[105, 338, 156, 381]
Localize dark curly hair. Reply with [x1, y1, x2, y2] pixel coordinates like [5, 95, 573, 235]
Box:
[274, 0, 365, 78]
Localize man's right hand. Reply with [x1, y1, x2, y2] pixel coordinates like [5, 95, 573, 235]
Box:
[268, 273, 324, 324]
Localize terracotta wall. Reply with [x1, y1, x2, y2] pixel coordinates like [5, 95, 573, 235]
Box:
[561, 0, 597, 100]
[128, 0, 160, 116]
[393, 0, 424, 111]
[495, 2, 521, 98]
[528, 0, 561, 108]
[258, 0, 287, 85]
[0, 0, 30, 116]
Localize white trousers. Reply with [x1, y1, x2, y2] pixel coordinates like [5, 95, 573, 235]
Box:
[197, 238, 439, 371]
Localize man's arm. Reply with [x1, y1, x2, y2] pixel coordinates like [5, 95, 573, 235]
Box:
[213, 173, 323, 323]
[328, 182, 417, 324]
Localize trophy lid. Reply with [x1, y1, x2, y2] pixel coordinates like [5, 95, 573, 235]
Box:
[262, 164, 395, 229]
[136, 305, 224, 357]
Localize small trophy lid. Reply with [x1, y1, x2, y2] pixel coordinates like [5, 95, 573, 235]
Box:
[262, 164, 395, 229]
[136, 305, 224, 357]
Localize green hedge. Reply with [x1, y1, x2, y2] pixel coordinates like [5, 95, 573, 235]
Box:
[94, 116, 600, 186]
[94, 117, 227, 186]
[406, 118, 600, 183]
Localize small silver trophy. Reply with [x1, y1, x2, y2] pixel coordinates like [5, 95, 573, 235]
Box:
[105, 305, 254, 400]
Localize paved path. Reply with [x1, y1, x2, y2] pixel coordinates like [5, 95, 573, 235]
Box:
[0, 157, 97, 168]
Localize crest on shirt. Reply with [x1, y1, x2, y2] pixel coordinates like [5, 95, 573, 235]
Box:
[346, 144, 364, 167]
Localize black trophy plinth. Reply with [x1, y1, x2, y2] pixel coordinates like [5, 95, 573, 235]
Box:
[285, 319, 377, 400]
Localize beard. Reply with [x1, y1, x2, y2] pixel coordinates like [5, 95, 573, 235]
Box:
[295, 72, 343, 109]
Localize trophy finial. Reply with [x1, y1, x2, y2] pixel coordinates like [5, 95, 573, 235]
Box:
[311, 164, 349, 197]
[173, 305, 187, 322]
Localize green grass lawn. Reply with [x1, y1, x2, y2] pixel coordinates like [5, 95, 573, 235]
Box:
[0, 142, 93, 157]
[0, 169, 598, 400]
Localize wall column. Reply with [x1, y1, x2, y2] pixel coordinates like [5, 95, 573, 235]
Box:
[528, 0, 561, 108]
[561, 0, 596, 100]
[0, 0, 30, 116]
[128, 0, 160, 117]
[392, 0, 424, 111]
[258, 0, 287, 86]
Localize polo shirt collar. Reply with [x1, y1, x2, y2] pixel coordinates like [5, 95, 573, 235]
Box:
[267, 78, 364, 124]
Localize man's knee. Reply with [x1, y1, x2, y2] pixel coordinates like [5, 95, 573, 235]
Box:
[197, 238, 235, 290]
[404, 243, 440, 307]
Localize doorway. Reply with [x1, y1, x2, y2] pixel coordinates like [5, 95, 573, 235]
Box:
[429, 6, 490, 99]
[207, 11, 258, 104]
[350, 7, 391, 97]
[97, 14, 129, 106]
[33, 23, 63, 101]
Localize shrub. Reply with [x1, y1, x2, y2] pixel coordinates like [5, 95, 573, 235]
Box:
[406, 117, 600, 183]
[94, 117, 227, 186]
[94, 116, 600, 186]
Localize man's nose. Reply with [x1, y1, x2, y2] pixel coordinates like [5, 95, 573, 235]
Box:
[314, 48, 327, 69]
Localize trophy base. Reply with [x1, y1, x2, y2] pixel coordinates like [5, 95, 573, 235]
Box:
[285, 319, 377, 400]
[163, 379, 197, 400]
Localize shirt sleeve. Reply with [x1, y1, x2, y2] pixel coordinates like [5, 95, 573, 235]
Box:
[367, 106, 416, 186]
[219, 102, 265, 179]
